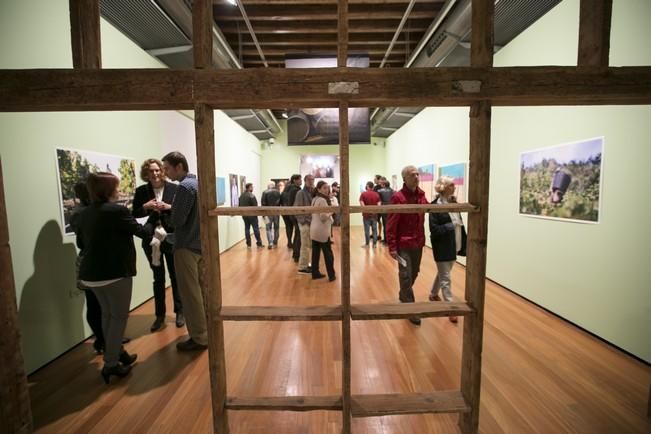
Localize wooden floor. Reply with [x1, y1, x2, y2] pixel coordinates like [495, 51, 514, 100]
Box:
[29, 227, 650, 433]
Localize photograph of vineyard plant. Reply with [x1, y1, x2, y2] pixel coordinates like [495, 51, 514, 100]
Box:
[519, 137, 603, 223]
[56, 148, 137, 234]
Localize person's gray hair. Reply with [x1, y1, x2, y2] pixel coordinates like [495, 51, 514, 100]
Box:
[267, 181, 276, 189]
[434, 175, 455, 193]
[401, 165, 418, 180]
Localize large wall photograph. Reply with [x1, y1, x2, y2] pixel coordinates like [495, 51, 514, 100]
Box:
[418, 163, 436, 202]
[439, 162, 468, 203]
[299, 154, 340, 183]
[519, 137, 604, 223]
[229, 173, 239, 207]
[55, 148, 137, 235]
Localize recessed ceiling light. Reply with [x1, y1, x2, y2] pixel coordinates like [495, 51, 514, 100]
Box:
[226, 0, 237, 6]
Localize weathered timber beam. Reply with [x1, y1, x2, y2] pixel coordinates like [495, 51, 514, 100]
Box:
[578, 0, 612, 67]
[1, 67, 651, 111]
[69, 0, 101, 69]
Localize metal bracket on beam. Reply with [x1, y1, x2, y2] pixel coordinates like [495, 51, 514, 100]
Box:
[452, 80, 482, 93]
[328, 82, 359, 95]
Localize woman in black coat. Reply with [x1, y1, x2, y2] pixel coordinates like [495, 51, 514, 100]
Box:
[132, 158, 182, 332]
[428, 176, 467, 324]
[77, 172, 151, 383]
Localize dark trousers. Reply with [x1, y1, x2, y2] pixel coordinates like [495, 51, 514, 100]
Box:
[143, 241, 182, 317]
[84, 289, 104, 347]
[311, 239, 335, 279]
[379, 214, 388, 242]
[290, 217, 301, 261]
[243, 216, 262, 246]
[282, 215, 298, 247]
[398, 248, 423, 303]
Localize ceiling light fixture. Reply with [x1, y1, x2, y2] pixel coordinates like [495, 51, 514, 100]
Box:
[226, 0, 237, 6]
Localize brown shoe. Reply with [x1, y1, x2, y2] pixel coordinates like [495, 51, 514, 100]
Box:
[176, 338, 207, 351]
[449, 316, 458, 324]
[429, 294, 442, 302]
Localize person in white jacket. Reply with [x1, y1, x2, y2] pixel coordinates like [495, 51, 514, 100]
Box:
[310, 181, 336, 281]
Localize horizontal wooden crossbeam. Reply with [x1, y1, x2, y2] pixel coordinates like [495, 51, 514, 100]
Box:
[2, 66, 650, 111]
[208, 203, 477, 217]
[350, 302, 473, 320]
[351, 391, 470, 417]
[226, 395, 343, 411]
[220, 305, 343, 321]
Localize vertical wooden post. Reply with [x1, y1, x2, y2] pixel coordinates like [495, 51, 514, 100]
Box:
[69, 0, 101, 69]
[337, 1, 350, 432]
[578, 0, 613, 67]
[460, 1, 493, 433]
[0, 159, 33, 434]
[339, 102, 351, 434]
[192, 1, 228, 433]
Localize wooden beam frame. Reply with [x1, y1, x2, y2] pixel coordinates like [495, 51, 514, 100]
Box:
[578, 0, 613, 67]
[69, 0, 101, 69]
[0, 158, 33, 434]
[1, 66, 650, 111]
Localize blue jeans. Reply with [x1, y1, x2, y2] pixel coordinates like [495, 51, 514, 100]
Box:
[363, 216, 378, 245]
[243, 217, 262, 246]
[265, 216, 280, 246]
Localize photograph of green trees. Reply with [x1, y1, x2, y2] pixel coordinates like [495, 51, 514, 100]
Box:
[519, 137, 603, 223]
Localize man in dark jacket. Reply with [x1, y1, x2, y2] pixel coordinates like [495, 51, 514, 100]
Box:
[261, 181, 281, 249]
[239, 183, 263, 248]
[281, 174, 302, 258]
[386, 165, 429, 325]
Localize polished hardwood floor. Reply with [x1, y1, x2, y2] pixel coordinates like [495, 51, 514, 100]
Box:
[29, 228, 650, 433]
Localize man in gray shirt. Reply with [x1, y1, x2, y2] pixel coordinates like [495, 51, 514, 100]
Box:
[161, 152, 207, 351]
[294, 174, 315, 273]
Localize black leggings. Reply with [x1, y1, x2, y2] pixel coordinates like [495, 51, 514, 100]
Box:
[311, 239, 335, 278]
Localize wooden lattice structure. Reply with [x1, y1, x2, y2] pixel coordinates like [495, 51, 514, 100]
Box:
[1, 0, 649, 433]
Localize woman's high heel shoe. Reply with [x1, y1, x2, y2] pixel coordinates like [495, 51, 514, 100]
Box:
[119, 350, 137, 366]
[101, 364, 132, 384]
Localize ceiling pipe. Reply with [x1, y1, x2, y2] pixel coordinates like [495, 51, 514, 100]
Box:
[235, 0, 268, 68]
[379, 0, 417, 68]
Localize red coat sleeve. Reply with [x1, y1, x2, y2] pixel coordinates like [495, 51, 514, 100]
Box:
[386, 193, 401, 253]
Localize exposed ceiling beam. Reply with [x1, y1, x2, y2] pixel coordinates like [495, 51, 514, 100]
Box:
[218, 20, 430, 33]
[213, 4, 438, 21]
[226, 33, 419, 44]
[214, 0, 443, 4]
[237, 48, 408, 55]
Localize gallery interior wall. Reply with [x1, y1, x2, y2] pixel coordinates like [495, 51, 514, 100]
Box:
[385, 0, 651, 362]
[0, 0, 261, 372]
[259, 120, 386, 226]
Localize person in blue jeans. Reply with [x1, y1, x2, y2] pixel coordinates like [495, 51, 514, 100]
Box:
[261, 181, 281, 249]
[359, 181, 381, 247]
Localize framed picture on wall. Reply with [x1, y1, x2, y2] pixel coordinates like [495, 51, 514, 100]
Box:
[418, 164, 437, 202]
[439, 162, 468, 203]
[519, 137, 604, 223]
[271, 178, 289, 192]
[216, 177, 226, 206]
[391, 174, 398, 190]
[239, 175, 247, 196]
[55, 147, 137, 235]
[299, 154, 340, 183]
[229, 173, 239, 207]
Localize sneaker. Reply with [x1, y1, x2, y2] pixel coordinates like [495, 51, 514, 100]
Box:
[449, 316, 458, 324]
[268, 245, 273, 250]
[176, 338, 207, 352]
[409, 317, 421, 326]
[150, 316, 165, 332]
[298, 267, 312, 274]
[175, 313, 185, 328]
[257, 243, 264, 248]
[246, 244, 252, 249]
[429, 294, 442, 302]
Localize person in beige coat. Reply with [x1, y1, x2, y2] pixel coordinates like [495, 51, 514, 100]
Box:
[310, 181, 336, 281]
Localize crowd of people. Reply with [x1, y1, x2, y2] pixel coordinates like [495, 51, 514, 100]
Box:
[71, 153, 466, 385]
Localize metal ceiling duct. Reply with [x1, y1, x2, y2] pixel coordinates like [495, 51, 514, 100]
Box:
[100, 0, 280, 140]
[372, 0, 561, 137]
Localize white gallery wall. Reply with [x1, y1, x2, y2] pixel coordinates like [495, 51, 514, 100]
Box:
[385, 0, 651, 362]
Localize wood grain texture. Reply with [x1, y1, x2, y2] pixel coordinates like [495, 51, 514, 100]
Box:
[0, 159, 32, 434]
[351, 391, 470, 417]
[208, 203, 477, 216]
[193, 0, 213, 69]
[337, 0, 349, 67]
[350, 302, 473, 320]
[220, 305, 343, 321]
[578, 0, 612, 67]
[2, 67, 651, 111]
[226, 395, 342, 411]
[26, 228, 651, 433]
[69, 0, 101, 69]
[194, 104, 229, 433]
[460, 101, 492, 434]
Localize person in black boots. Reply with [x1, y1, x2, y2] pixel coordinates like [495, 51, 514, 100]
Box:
[77, 173, 152, 383]
[238, 183, 264, 248]
[133, 158, 184, 332]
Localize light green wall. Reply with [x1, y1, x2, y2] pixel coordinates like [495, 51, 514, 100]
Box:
[386, 0, 651, 362]
[260, 120, 386, 225]
[0, 0, 260, 372]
